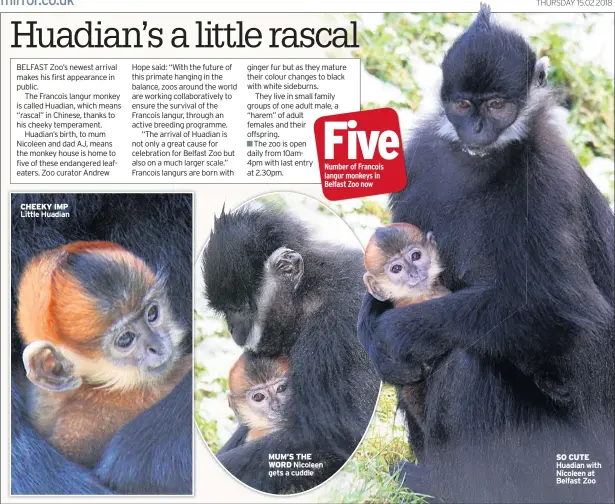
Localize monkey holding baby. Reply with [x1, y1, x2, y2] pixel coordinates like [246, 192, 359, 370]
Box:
[363, 223, 450, 428]
[17, 241, 191, 467]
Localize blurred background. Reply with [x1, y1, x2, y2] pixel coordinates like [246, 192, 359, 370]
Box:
[195, 12, 614, 503]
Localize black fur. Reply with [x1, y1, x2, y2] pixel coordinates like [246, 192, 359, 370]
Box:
[358, 10, 614, 504]
[94, 373, 193, 494]
[11, 193, 193, 495]
[203, 204, 380, 494]
[65, 252, 152, 316]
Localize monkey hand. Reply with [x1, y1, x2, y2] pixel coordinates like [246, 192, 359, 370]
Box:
[358, 293, 423, 385]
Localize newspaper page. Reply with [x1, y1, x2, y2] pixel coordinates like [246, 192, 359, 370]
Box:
[1, 1, 614, 503]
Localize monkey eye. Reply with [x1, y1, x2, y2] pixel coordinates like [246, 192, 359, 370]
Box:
[252, 392, 266, 402]
[488, 99, 505, 109]
[411, 251, 422, 261]
[390, 264, 403, 274]
[116, 331, 137, 349]
[277, 383, 287, 393]
[147, 304, 159, 323]
[456, 100, 471, 109]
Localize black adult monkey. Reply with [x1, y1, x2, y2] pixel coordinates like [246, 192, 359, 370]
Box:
[203, 204, 380, 494]
[358, 7, 614, 503]
[11, 193, 193, 495]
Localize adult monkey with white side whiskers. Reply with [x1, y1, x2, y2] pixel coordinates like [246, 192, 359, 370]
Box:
[358, 6, 614, 503]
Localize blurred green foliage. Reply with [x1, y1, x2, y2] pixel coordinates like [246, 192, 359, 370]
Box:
[195, 411, 221, 453]
[322, 385, 430, 503]
[354, 13, 471, 110]
[530, 23, 614, 166]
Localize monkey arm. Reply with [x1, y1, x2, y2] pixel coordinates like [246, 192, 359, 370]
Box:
[94, 372, 192, 495]
[358, 287, 518, 384]
[217, 425, 249, 455]
[358, 278, 610, 386]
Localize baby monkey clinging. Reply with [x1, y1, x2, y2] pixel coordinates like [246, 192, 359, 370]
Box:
[363, 223, 450, 427]
[18, 241, 190, 467]
[228, 353, 289, 441]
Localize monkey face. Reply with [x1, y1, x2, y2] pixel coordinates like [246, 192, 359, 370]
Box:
[364, 225, 444, 303]
[248, 378, 288, 417]
[385, 244, 432, 289]
[443, 99, 519, 155]
[237, 377, 289, 430]
[228, 354, 290, 432]
[105, 294, 180, 374]
[64, 249, 184, 377]
[437, 7, 550, 157]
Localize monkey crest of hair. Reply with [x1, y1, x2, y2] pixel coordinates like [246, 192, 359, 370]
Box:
[442, 5, 535, 99]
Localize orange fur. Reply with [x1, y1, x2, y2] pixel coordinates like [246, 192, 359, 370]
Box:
[18, 241, 155, 351]
[34, 356, 191, 466]
[17, 241, 188, 466]
[228, 353, 247, 393]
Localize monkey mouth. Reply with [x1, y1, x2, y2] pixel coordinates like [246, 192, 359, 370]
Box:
[407, 276, 429, 288]
[146, 352, 175, 376]
[462, 145, 491, 157]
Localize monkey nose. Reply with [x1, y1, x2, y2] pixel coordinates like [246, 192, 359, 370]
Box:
[142, 336, 170, 368]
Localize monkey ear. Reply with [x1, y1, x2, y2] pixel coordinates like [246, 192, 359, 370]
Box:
[535, 56, 549, 87]
[22, 341, 82, 392]
[227, 395, 239, 417]
[363, 272, 389, 302]
[425, 231, 437, 245]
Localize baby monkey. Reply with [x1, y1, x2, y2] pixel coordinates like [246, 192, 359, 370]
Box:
[363, 223, 450, 426]
[228, 353, 289, 441]
[17, 241, 190, 467]
[363, 222, 449, 306]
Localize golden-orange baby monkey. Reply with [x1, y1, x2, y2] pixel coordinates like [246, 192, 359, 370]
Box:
[228, 354, 289, 441]
[363, 223, 450, 426]
[18, 241, 190, 467]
